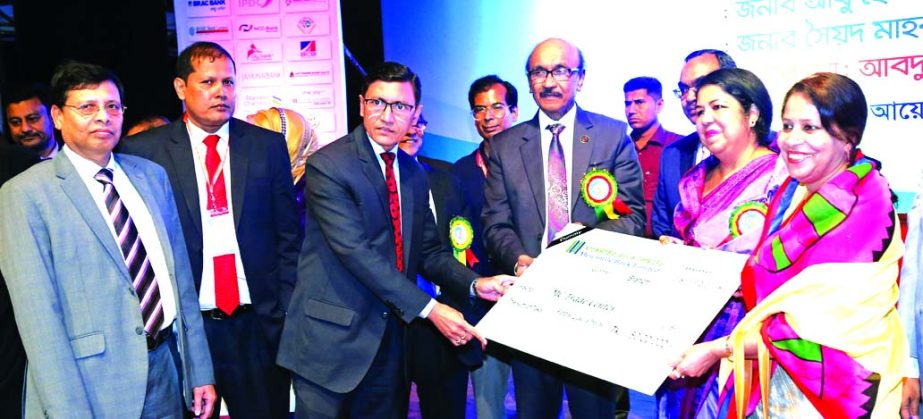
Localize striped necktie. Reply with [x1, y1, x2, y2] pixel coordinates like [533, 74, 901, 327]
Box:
[94, 168, 163, 335]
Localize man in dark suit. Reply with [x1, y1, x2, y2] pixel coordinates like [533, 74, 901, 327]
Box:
[277, 62, 513, 418]
[3, 82, 60, 160]
[120, 42, 299, 418]
[0, 142, 39, 418]
[454, 74, 519, 419]
[0, 61, 216, 418]
[399, 114, 474, 418]
[482, 37, 644, 419]
[650, 49, 736, 238]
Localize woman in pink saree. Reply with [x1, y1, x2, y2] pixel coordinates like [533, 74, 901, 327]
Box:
[672, 73, 909, 418]
[656, 68, 785, 418]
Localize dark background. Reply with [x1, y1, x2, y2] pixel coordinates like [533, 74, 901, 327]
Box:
[0, 0, 383, 136]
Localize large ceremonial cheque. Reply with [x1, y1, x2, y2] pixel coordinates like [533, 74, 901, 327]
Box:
[476, 228, 747, 395]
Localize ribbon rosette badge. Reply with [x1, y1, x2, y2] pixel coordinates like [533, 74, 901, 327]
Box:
[449, 216, 477, 266]
[581, 168, 622, 220]
[728, 201, 768, 238]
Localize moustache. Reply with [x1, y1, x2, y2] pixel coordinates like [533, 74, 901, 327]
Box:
[539, 89, 563, 99]
[15, 132, 42, 141]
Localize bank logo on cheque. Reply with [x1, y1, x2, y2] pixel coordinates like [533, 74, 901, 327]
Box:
[566, 240, 586, 254]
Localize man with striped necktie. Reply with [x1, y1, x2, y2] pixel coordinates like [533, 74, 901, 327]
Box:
[0, 61, 216, 418]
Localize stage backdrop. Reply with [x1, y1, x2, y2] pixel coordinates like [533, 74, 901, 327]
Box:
[382, 0, 922, 203]
[173, 0, 348, 146]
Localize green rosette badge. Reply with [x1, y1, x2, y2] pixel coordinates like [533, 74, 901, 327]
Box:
[581, 168, 619, 220]
[449, 216, 475, 266]
[728, 201, 768, 238]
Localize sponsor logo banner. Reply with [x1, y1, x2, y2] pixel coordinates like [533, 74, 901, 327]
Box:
[288, 86, 335, 108]
[234, 0, 279, 14]
[285, 38, 332, 61]
[238, 66, 285, 87]
[282, 0, 328, 12]
[283, 14, 330, 36]
[236, 87, 285, 117]
[237, 40, 283, 63]
[187, 20, 233, 40]
[285, 61, 334, 85]
[235, 16, 282, 39]
[186, 0, 230, 16]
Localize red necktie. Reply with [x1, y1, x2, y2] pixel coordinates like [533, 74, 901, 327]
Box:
[204, 134, 239, 315]
[380, 152, 404, 272]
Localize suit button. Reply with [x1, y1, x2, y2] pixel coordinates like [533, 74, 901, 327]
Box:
[135, 327, 144, 335]
[381, 312, 389, 319]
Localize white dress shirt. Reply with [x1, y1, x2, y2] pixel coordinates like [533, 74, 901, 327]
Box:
[63, 146, 176, 331]
[185, 121, 251, 310]
[366, 136, 437, 318]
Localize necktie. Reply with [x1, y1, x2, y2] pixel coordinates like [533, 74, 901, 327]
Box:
[380, 152, 404, 272]
[546, 123, 568, 242]
[203, 135, 239, 315]
[94, 168, 163, 335]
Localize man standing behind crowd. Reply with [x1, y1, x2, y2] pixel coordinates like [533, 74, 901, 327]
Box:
[0, 61, 216, 418]
[4, 82, 59, 160]
[120, 41, 299, 418]
[454, 74, 519, 419]
[482, 37, 644, 418]
[651, 49, 736, 238]
[277, 62, 513, 418]
[623, 77, 682, 238]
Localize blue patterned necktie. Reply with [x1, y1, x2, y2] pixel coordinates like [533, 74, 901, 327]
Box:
[546, 123, 568, 242]
[94, 168, 163, 335]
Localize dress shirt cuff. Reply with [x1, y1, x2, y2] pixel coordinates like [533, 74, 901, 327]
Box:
[419, 298, 437, 319]
[469, 278, 479, 298]
[907, 356, 920, 378]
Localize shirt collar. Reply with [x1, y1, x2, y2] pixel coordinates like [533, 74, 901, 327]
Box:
[62, 144, 117, 180]
[366, 133, 395, 158]
[186, 119, 230, 145]
[538, 104, 578, 134]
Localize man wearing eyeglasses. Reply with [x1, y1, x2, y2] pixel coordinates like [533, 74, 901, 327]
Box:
[623, 77, 683, 239]
[3, 82, 59, 160]
[278, 61, 513, 418]
[120, 41, 299, 418]
[0, 61, 217, 418]
[482, 37, 644, 419]
[650, 49, 736, 238]
[454, 74, 519, 419]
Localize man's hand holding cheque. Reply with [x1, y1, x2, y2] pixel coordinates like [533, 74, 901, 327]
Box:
[427, 275, 516, 348]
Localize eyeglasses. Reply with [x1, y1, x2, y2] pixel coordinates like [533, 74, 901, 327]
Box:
[471, 103, 509, 120]
[363, 98, 415, 118]
[63, 102, 126, 117]
[527, 66, 582, 82]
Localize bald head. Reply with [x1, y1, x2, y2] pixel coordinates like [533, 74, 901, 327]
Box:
[525, 38, 585, 120]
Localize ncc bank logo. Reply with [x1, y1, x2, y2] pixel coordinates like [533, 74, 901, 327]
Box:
[566, 240, 586, 254]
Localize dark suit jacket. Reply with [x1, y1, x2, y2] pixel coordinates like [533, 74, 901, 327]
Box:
[651, 131, 698, 238]
[482, 107, 646, 273]
[418, 155, 481, 367]
[277, 125, 478, 393]
[118, 118, 300, 348]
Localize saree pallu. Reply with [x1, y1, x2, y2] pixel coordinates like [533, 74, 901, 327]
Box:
[719, 157, 908, 418]
[656, 153, 783, 418]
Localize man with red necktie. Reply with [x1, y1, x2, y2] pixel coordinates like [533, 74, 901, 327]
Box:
[277, 62, 514, 418]
[120, 42, 300, 418]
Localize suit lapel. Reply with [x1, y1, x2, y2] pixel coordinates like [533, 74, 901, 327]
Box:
[55, 154, 131, 281]
[520, 116, 546, 225]
[398, 152, 414, 270]
[355, 127, 391, 227]
[571, 108, 593, 212]
[119, 156, 175, 274]
[166, 122, 203, 236]
[228, 119, 249, 228]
